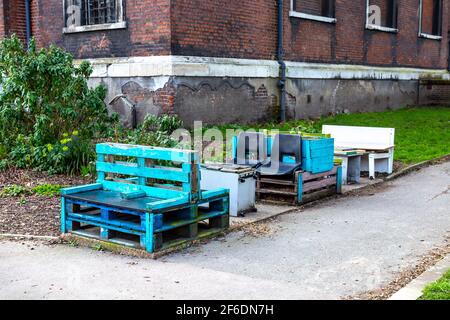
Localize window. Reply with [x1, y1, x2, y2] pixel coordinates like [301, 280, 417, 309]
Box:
[419, 0, 442, 39]
[63, 0, 126, 33]
[290, 0, 336, 23]
[366, 0, 398, 32]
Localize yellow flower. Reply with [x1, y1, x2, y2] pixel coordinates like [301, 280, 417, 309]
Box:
[47, 144, 53, 152]
[72, 130, 79, 136]
[63, 133, 69, 138]
[62, 146, 69, 152]
[60, 138, 72, 145]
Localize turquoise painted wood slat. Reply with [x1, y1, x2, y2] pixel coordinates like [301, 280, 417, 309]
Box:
[121, 190, 147, 200]
[61, 197, 67, 233]
[145, 213, 154, 253]
[96, 143, 199, 163]
[61, 183, 103, 195]
[201, 188, 229, 201]
[97, 154, 106, 182]
[96, 161, 189, 183]
[297, 174, 303, 203]
[146, 196, 189, 211]
[68, 216, 143, 236]
[336, 166, 343, 194]
[137, 157, 146, 186]
[101, 180, 186, 200]
[231, 135, 238, 161]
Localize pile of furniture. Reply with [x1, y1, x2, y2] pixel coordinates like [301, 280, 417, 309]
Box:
[60, 143, 230, 254]
[231, 132, 342, 205]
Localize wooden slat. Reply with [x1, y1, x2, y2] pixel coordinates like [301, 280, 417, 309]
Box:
[259, 178, 295, 186]
[301, 166, 337, 182]
[61, 183, 103, 195]
[96, 162, 189, 183]
[256, 188, 297, 196]
[303, 176, 336, 193]
[101, 180, 186, 200]
[96, 143, 198, 163]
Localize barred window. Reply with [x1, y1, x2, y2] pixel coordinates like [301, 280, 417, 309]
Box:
[65, 0, 124, 29]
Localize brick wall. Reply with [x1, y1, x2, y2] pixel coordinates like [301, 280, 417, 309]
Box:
[1, 0, 448, 69]
[30, 0, 171, 59]
[170, 0, 278, 59]
[1, 0, 27, 42]
[172, 0, 449, 69]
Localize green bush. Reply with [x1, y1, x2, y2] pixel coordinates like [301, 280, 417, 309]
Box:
[0, 35, 117, 174]
[119, 114, 183, 148]
[0, 184, 29, 197]
[32, 184, 64, 197]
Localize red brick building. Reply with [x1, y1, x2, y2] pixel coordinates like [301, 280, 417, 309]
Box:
[1, 0, 449, 126]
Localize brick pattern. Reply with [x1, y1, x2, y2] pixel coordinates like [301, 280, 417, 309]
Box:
[0, 0, 448, 69]
[1, 0, 27, 42]
[29, 0, 171, 58]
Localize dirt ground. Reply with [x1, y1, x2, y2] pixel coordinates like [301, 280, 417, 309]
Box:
[0, 168, 92, 237]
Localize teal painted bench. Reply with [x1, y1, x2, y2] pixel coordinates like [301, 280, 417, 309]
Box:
[61, 143, 230, 253]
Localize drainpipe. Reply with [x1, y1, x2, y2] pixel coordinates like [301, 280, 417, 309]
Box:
[448, 31, 450, 72]
[24, 0, 32, 48]
[277, 0, 287, 122]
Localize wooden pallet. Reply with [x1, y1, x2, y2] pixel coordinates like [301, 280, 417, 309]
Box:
[257, 166, 342, 205]
[61, 143, 230, 253]
[64, 194, 229, 252]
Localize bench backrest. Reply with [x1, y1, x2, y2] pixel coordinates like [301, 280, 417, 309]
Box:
[96, 143, 201, 201]
[322, 125, 395, 150]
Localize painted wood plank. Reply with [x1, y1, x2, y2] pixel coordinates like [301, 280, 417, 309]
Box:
[121, 190, 147, 200]
[61, 197, 67, 233]
[301, 166, 338, 182]
[96, 143, 199, 163]
[201, 188, 229, 201]
[101, 180, 185, 200]
[302, 176, 336, 193]
[61, 183, 103, 195]
[297, 173, 303, 203]
[96, 161, 189, 183]
[336, 166, 343, 194]
[146, 213, 154, 253]
[146, 196, 189, 211]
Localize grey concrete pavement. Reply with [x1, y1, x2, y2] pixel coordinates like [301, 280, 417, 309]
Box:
[1, 162, 449, 300]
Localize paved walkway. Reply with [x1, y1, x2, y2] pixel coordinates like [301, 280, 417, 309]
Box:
[1, 162, 449, 300]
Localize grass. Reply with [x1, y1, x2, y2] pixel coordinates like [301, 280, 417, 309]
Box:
[215, 107, 450, 164]
[420, 269, 450, 300]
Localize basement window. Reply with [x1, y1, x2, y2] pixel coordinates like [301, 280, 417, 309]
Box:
[290, 0, 336, 24]
[419, 0, 443, 40]
[63, 0, 126, 34]
[366, 0, 398, 33]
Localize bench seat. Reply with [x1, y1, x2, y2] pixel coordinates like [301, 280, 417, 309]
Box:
[63, 190, 164, 213]
[61, 143, 230, 254]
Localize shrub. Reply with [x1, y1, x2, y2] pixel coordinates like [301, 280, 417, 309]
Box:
[0, 35, 117, 174]
[119, 114, 183, 148]
[0, 184, 29, 197]
[32, 184, 64, 197]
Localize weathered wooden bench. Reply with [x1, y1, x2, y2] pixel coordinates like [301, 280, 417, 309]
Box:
[61, 143, 230, 254]
[322, 125, 395, 180]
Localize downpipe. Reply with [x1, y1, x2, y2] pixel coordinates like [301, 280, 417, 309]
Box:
[277, 0, 287, 122]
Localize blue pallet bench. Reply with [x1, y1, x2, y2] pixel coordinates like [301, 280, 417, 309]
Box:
[61, 143, 230, 254]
